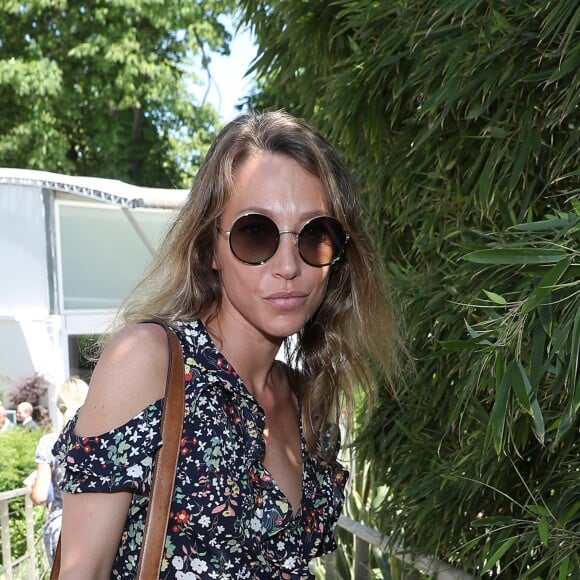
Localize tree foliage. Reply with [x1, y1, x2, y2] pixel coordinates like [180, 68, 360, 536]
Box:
[0, 0, 236, 187]
[238, 1, 579, 577]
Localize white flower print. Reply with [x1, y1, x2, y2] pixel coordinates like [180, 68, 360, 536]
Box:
[126, 465, 143, 478]
[171, 556, 184, 570]
[199, 515, 211, 528]
[250, 517, 261, 531]
[191, 558, 209, 573]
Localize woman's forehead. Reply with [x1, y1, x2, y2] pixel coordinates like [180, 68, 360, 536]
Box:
[224, 152, 329, 219]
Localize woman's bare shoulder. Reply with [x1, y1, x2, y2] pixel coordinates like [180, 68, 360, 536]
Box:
[75, 323, 170, 436]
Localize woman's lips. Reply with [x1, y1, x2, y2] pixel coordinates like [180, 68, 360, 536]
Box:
[264, 291, 309, 310]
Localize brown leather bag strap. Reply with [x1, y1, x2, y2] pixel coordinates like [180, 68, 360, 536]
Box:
[50, 322, 185, 580]
[136, 323, 185, 579]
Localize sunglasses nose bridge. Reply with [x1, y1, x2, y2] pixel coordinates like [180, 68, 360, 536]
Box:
[272, 230, 303, 268]
[277, 229, 300, 246]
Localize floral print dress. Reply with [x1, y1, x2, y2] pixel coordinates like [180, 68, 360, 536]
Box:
[54, 320, 348, 579]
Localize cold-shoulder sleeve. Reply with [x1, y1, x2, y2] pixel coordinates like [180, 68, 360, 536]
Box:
[52, 399, 164, 495]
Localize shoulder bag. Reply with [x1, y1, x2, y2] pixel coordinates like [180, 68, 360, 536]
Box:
[50, 323, 185, 579]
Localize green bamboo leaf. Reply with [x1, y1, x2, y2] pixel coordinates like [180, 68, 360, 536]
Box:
[526, 504, 551, 517]
[371, 485, 388, 509]
[529, 398, 545, 445]
[483, 290, 507, 305]
[567, 306, 580, 408]
[439, 340, 496, 351]
[521, 256, 572, 314]
[511, 218, 570, 231]
[555, 311, 580, 441]
[512, 361, 533, 412]
[557, 405, 577, 440]
[470, 516, 512, 527]
[491, 362, 514, 455]
[463, 248, 565, 265]
[487, 126, 510, 138]
[537, 517, 549, 547]
[465, 322, 496, 341]
[530, 319, 547, 388]
[480, 536, 518, 574]
[513, 362, 545, 444]
[560, 501, 580, 526]
[559, 556, 569, 580]
[349, 489, 365, 513]
[508, 128, 529, 192]
[478, 154, 495, 200]
[495, 356, 505, 389]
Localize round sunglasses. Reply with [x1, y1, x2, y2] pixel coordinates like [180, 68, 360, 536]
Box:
[220, 213, 350, 267]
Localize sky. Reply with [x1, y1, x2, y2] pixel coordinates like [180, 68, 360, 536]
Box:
[199, 24, 258, 121]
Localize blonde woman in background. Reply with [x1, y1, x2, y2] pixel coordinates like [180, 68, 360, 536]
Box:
[31, 376, 89, 565]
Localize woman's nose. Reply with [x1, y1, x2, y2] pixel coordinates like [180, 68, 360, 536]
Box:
[271, 232, 301, 278]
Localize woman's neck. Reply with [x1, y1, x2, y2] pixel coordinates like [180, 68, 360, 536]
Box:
[203, 314, 282, 399]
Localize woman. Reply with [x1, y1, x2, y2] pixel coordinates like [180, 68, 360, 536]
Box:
[31, 377, 89, 565]
[54, 110, 404, 578]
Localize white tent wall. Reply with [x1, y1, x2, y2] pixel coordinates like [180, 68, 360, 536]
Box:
[0, 182, 50, 312]
[0, 182, 61, 418]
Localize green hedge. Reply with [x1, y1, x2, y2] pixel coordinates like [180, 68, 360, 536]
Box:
[0, 427, 47, 566]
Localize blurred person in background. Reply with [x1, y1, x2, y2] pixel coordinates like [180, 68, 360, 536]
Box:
[31, 377, 89, 565]
[0, 404, 14, 433]
[16, 401, 38, 430]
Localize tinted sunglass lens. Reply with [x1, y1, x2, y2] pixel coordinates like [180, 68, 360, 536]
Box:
[229, 214, 279, 264]
[298, 217, 347, 266]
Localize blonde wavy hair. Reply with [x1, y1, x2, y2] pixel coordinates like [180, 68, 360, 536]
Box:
[56, 376, 89, 424]
[116, 110, 405, 461]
